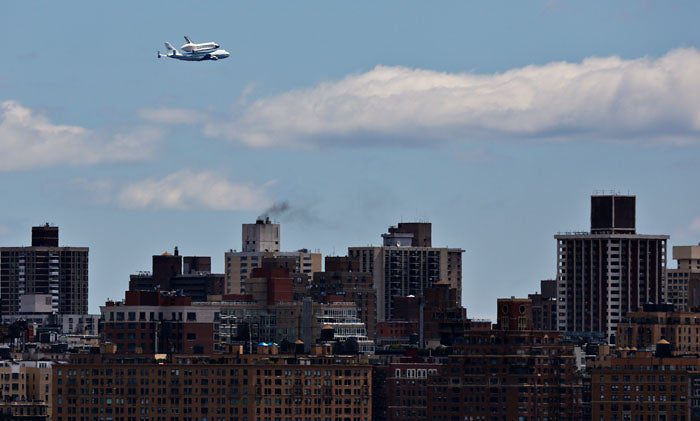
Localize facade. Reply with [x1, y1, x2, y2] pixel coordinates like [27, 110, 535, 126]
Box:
[373, 362, 440, 421]
[348, 222, 463, 322]
[53, 352, 372, 421]
[590, 345, 700, 420]
[616, 303, 700, 354]
[427, 329, 583, 420]
[0, 225, 88, 317]
[666, 245, 700, 311]
[0, 360, 53, 418]
[555, 195, 668, 342]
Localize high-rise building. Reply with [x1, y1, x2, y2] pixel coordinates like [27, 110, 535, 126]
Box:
[666, 244, 700, 311]
[555, 195, 668, 342]
[348, 222, 463, 322]
[0, 225, 88, 316]
[225, 220, 321, 294]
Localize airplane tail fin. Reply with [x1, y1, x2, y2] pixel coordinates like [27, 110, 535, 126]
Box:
[157, 51, 162, 58]
[165, 42, 176, 51]
[184, 36, 192, 44]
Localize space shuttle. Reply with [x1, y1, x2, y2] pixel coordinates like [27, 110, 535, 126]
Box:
[180, 36, 219, 53]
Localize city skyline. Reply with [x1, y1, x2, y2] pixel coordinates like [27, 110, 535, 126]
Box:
[2, 1, 700, 320]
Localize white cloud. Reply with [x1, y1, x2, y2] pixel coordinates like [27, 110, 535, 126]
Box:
[0, 101, 163, 170]
[138, 107, 208, 125]
[114, 170, 271, 211]
[202, 48, 700, 147]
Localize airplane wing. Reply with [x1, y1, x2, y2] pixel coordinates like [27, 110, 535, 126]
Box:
[184, 36, 193, 43]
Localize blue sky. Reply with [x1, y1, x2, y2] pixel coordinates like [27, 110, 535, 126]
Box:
[2, 1, 700, 318]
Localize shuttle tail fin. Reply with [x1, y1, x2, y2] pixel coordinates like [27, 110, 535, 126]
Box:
[184, 36, 193, 44]
[165, 42, 176, 51]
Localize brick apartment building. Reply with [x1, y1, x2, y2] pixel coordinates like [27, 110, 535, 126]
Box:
[590, 342, 700, 420]
[427, 299, 583, 420]
[53, 351, 372, 421]
[101, 290, 218, 355]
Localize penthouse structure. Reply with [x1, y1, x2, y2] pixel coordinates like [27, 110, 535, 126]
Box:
[0, 225, 88, 317]
[52, 352, 372, 421]
[666, 244, 700, 311]
[129, 247, 224, 302]
[225, 219, 321, 294]
[348, 222, 463, 322]
[555, 195, 668, 342]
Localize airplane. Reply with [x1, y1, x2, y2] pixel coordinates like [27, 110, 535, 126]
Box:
[180, 36, 219, 53]
[157, 41, 230, 61]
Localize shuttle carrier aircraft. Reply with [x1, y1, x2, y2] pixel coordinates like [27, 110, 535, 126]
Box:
[158, 36, 230, 61]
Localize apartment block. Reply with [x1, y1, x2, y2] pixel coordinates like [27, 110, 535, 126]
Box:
[53, 352, 372, 421]
[590, 343, 700, 420]
[101, 290, 218, 355]
[556, 195, 668, 342]
[348, 222, 463, 322]
[0, 225, 88, 316]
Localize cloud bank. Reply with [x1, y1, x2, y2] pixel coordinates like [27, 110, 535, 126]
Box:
[201, 48, 700, 147]
[114, 170, 270, 211]
[0, 101, 162, 170]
